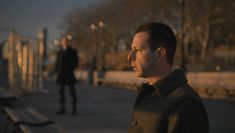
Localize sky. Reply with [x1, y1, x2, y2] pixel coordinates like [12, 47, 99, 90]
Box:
[0, 0, 104, 42]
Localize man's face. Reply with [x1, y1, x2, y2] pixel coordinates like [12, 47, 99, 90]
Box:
[61, 37, 69, 48]
[127, 32, 158, 78]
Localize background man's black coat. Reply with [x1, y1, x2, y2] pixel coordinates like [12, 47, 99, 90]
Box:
[55, 46, 78, 85]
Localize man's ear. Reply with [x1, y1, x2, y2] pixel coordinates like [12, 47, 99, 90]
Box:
[156, 47, 167, 59]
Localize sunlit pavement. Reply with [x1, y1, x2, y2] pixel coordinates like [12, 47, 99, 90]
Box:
[19, 80, 235, 133]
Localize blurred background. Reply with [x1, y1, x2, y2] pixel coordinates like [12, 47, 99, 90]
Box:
[60, 0, 235, 72]
[1, 0, 235, 73]
[1, 0, 235, 94]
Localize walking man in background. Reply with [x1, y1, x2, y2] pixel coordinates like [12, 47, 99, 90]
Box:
[127, 23, 209, 133]
[55, 36, 78, 115]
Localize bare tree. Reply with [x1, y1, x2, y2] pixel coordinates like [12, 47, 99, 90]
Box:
[61, 0, 235, 70]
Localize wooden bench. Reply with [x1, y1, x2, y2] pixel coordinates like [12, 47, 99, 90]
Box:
[4, 107, 67, 133]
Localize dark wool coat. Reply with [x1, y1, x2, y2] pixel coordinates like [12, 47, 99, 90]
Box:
[55, 46, 78, 85]
[128, 69, 209, 133]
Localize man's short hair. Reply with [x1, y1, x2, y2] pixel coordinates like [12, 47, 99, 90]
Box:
[135, 22, 177, 65]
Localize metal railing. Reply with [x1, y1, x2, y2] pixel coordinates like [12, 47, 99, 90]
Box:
[6, 29, 46, 94]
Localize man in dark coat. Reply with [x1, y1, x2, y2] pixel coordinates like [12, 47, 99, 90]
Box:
[55, 36, 78, 115]
[127, 23, 209, 133]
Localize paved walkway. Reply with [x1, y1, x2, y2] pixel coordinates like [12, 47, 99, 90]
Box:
[19, 82, 136, 133]
[13, 81, 235, 133]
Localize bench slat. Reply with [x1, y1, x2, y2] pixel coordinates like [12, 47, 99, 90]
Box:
[20, 124, 68, 133]
[4, 107, 53, 126]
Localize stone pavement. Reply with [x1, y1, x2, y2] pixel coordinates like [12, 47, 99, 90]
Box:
[16, 81, 235, 133]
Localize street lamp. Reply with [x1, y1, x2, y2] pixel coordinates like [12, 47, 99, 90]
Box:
[66, 34, 72, 40]
[88, 21, 106, 85]
[53, 39, 59, 46]
[90, 24, 96, 31]
[98, 20, 106, 71]
[98, 21, 104, 28]
[90, 22, 106, 71]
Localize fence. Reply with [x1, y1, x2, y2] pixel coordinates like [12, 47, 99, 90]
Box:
[6, 29, 46, 94]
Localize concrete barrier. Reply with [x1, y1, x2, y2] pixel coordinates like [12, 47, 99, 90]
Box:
[75, 70, 235, 99]
[187, 72, 235, 99]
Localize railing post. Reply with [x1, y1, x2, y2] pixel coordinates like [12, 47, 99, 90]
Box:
[8, 30, 17, 94]
[37, 28, 47, 91]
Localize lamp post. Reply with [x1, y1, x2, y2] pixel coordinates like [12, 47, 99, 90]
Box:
[179, 0, 187, 72]
[98, 20, 106, 71]
[87, 23, 97, 85]
[90, 23, 97, 70]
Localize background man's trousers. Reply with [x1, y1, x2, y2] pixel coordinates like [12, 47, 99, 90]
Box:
[59, 84, 77, 114]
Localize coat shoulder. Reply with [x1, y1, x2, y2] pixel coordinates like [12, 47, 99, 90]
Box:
[168, 84, 200, 99]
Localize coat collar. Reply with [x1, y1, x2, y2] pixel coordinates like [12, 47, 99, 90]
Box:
[138, 69, 187, 97]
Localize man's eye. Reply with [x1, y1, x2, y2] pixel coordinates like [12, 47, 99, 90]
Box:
[134, 49, 141, 52]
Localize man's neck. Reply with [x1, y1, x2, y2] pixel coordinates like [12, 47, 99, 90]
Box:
[62, 46, 68, 50]
[147, 67, 172, 85]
